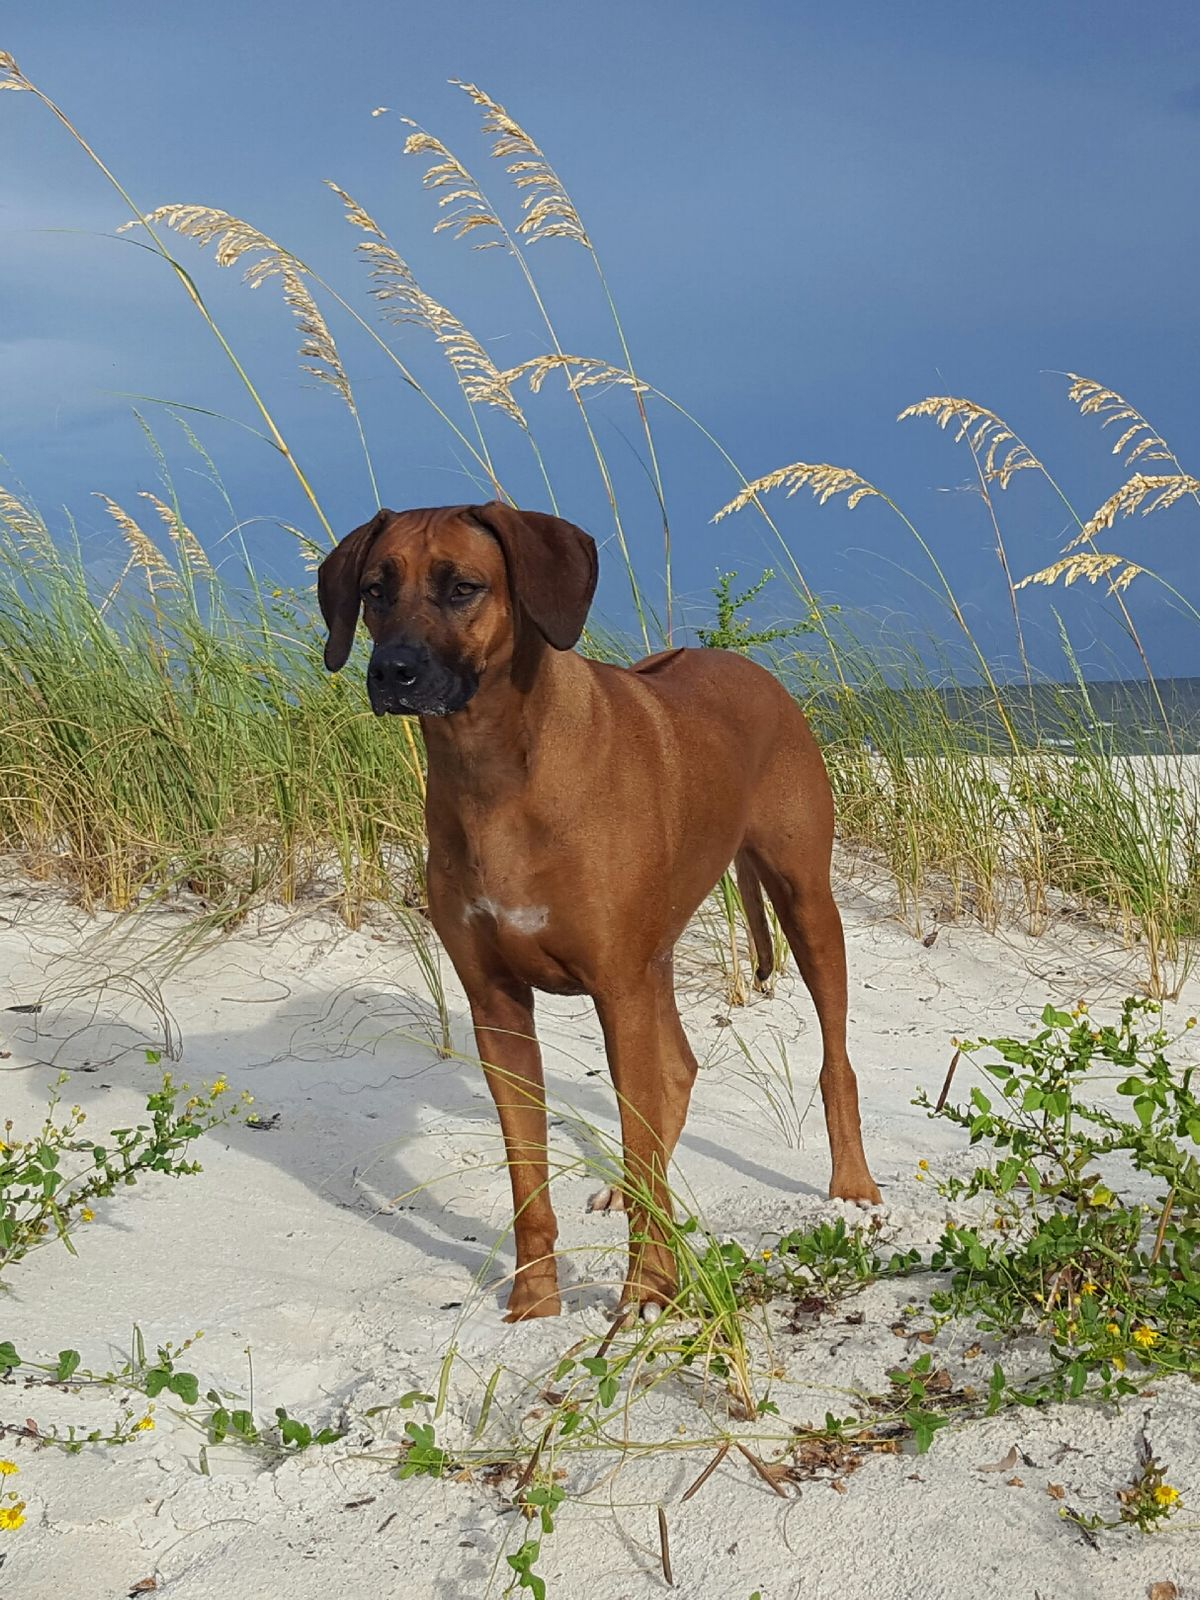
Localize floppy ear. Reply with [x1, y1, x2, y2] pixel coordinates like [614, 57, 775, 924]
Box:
[317, 509, 392, 671]
[468, 502, 597, 650]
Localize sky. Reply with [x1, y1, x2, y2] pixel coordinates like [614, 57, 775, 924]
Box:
[3, 1, 1200, 679]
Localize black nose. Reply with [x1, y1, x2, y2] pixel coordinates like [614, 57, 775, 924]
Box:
[369, 642, 425, 693]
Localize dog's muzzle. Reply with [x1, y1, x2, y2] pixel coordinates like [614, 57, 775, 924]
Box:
[367, 639, 477, 717]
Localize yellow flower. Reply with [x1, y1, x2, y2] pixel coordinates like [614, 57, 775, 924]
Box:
[760, 1249, 773, 1261]
[1112, 1354, 1126, 1371]
[1153, 1483, 1181, 1508]
[0, 1504, 25, 1530]
[1186, 1017, 1197, 1030]
[0, 1462, 17, 1477]
[1106, 1321, 1122, 1336]
[918, 1159, 929, 1171]
[1081, 1281, 1097, 1295]
[1132, 1325, 1159, 1348]
[211, 1078, 228, 1097]
[80, 1208, 95, 1223]
[133, 1415, 155, 1432]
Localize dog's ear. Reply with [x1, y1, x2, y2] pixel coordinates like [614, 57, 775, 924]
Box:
[317, 509, 392, 671]
[468, 502, 597, 650]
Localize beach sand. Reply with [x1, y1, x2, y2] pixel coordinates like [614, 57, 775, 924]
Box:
[1, 867, 1197, 1600]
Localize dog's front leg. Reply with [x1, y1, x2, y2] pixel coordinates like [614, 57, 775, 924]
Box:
[469, 980, 562, 1321]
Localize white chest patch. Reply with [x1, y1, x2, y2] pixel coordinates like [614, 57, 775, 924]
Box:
[464, 898, 550, 935]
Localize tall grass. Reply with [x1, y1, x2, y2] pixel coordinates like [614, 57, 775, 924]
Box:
[0, 485, 427, 929]
[0, 49, 1197, 994]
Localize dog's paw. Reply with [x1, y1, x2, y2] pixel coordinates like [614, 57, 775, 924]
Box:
[829, 1173, 884, 1208]
[586, 1185, 627, 1215]
[503, 1277, 562, 1321]
[616, 1294, 672, 1327]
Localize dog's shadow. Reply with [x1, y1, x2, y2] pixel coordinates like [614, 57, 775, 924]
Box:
[4, 947, 826, 1320]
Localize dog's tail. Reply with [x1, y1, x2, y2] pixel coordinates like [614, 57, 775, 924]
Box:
[734, 849, 774, 987]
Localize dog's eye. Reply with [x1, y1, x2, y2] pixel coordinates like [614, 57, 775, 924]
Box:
[450, 581, 483, 603]
[362, 583, 384, 601]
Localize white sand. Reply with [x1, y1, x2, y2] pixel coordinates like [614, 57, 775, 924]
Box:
[1, 870, 1198, 1600]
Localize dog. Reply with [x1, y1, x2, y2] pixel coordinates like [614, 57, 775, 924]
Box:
[318, 503, 880, 1321]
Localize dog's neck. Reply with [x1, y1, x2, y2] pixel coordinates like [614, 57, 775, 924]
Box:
[419, 630, 588, 804]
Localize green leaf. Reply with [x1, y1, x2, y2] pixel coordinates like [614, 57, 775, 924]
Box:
[55, 1348, 81, 1382]
[0, 1341, 21, 1373]
[169, 1371, 200, 1405]
[1042, 1005, 1073, 1029]
[397, 1389, 434, 1409]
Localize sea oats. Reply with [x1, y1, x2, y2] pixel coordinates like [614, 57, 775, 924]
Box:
[396, 124, 504, 248]
[1017, 550, 1145, 594]
[1063, 472, 1200, 552]
[126, 206, 355, 411]
[357, 238, 525, 422]
[325, 183, 523, 425]
[1066, 374, 1176, 469]
[714, 463, 882, 522]
[898, 397, 1041, 489]
[0, 484, 55, 561]
[0, 50, 28, 90]
[499, 353, 648, 397]
[139, 492, 213, 575]
[323, 181, 385, 240]
[452, 80, 591, 248]
[94, 494, 178, 590]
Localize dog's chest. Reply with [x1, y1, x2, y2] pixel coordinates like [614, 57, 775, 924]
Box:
[461, 894, 550, 936]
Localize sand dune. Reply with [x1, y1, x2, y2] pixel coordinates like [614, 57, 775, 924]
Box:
[1, 870, 1197, 1599]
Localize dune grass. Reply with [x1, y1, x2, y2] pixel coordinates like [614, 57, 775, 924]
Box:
[1, 48, 1198, 998]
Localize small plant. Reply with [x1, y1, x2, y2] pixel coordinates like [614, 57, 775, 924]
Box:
[0, 1457, 25, 1533]
[0, 1332, 345, 1458]
[397, 1420, 453, 1480]
[0, 1064, 252, 1276]
[918, 999, 1200, 1396]
[885, 1352, 953, 1454]
[1064, 1428, 1183, 1535]
[691, 1215, 919, 1312]
[697, 570, 817, 655]
[507, 1479, 565, 1600]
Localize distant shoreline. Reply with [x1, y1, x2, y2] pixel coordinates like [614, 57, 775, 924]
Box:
[812, 676, 1200, 755]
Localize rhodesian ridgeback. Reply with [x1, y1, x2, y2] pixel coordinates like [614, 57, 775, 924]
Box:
[318, 503, 880, 1321]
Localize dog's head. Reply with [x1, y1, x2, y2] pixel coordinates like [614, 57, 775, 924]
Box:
[317, 503, 598, 716]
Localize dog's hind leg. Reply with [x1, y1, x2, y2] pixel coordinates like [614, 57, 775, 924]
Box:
[746, 770, 881, 1205]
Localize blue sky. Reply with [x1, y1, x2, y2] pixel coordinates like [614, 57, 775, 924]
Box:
[3, 1, 1199, 678]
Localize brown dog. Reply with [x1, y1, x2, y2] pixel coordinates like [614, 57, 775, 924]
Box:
[318, 503, 880, 1320]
